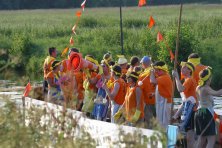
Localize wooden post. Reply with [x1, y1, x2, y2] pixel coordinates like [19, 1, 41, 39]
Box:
[119, 0, 124, 55]
[174, 4, 183, 71]
[171, 4, 183, 123]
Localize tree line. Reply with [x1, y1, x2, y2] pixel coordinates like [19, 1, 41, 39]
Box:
[0, 0, 221, 10]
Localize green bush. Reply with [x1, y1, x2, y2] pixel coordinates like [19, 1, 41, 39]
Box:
[198, 38, 222, 89]
[26, 56, 45, 79]
[157, 25, 199, 71]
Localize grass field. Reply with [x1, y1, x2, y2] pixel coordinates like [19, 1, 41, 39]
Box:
[0, 4, 222, 87]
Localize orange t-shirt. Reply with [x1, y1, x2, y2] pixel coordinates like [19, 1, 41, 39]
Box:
[156, 74, 173, 103]
[43, 56, 55, 79]
[194, 65, 207, 84]
[61, 59, 69, 73]
[46, 71, 60, 89]
[139, 73, 156, 105]
[113, 78, 126, 105]
[125, 86, 144, 121]
[89, 72, 99, 91]
[183, 77, 197, 101]
[74, 71, 84, 100]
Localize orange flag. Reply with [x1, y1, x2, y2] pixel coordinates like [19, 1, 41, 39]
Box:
[148, 16, 155, 29]
[61, 47, 69, 57]
[76, 11, 82, 18]
[157, 32, 163, 43]
[72, 24, 77, 35]
[138, 0, 146, 7]
[169, 50, 175, 61]
[81, 0, 86, 11]
[23, 82, 31, 97]
[70, 36, 74, 45]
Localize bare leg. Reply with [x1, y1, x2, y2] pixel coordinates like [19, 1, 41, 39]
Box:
[206, 136, 216, 148]
[187, 130, 196, 148]
[196, 136, 207, 148]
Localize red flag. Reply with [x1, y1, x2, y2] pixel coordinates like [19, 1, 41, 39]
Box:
[76, 11, 82, 18]
[138, 0, 146, 7]
[214, 112, 219, 120]
[61, 47, 69, 57]
[81, 0, 87, 11]
[70, 36, 74, 45]
[72, 24, 77, 35]
[157, 32, 163, 43]
[23, 82, 31, 97]
[220, 120, 222, 145]
[148, 16, 155, 29]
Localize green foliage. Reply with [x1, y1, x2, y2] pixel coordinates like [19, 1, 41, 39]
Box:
[198, 38, 222, 89]
[3, 32, 44, 78]
[0, 5, 222, 89]
[157, 25, 199, 71]
[26, 56, 45, 78]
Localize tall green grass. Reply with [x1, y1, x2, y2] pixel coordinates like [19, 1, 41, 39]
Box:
[0, 4, 222, 88]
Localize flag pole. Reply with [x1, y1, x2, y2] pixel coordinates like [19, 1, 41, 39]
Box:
[171, 4, 183, 123]
[119, 0, 124, 55]
[174, 4, 183, 70]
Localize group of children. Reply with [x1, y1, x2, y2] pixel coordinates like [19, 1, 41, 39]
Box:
[43, 47, 222, 148]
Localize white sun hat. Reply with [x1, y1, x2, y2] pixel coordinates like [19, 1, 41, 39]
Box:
[117, 55, 128, 65]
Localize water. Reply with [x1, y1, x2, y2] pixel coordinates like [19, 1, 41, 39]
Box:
[174, 97, 222, 116]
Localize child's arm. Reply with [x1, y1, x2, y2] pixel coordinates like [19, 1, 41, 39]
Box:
[172, 70, 185, 92]
[103, 82, 120, 101]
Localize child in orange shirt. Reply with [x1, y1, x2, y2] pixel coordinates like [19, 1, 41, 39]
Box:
[46, 60, 63, 103]
[138, 56, 156, 129]
[82, 55, 101, 115]
[114, 72, 144, 127]
[150, 61, 173, 130]
[187, 53, 207, 83]
[172, 62, 197, 148]
[43, 47, 57, 97]
[117, 55, 128, 82]
[103, 65, 126, 123]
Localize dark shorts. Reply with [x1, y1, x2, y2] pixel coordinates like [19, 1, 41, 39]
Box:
[180, 101, 196, 132]
[185, 110, 195, 131]
[43, 80, 48, 93]
[195, 108, 216, 136]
